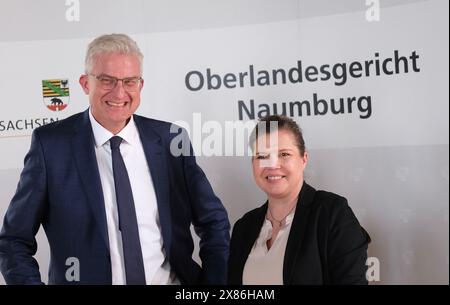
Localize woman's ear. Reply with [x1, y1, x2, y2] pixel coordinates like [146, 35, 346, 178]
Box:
[302, 151, 308, 167]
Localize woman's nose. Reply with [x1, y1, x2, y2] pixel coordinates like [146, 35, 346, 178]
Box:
[260, 154, 280, 168]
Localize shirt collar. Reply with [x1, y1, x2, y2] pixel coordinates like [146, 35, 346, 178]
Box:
[263, 206, 296, 230]
[89, 108, 139, 148]
[284, 207, 296, 226]
[256, 207, 296, 247]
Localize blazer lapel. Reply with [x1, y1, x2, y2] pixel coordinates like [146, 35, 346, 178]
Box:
[71, 110, 109, 251]
[134, 115, 172, 258]
[235, 204, 267, 284]
[283, 182, 316, 284]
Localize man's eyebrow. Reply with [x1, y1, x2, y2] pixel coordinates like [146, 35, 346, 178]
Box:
[97, 74, 141, 79]
[96, 73, 114, 78]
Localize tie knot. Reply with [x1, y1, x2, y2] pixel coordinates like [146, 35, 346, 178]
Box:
[110, 136, 123, 150]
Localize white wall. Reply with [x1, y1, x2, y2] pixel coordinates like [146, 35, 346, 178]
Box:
[0, 0, 448, 284]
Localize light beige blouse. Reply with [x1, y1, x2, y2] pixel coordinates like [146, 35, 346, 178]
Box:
[242, 208, 296, 285]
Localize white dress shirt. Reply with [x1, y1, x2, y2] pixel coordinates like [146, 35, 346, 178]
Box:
[242, 208, 296, 285]
[89, 110, 178, 285]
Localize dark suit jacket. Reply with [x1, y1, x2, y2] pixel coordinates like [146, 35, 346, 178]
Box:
[0, 110, 230, 285]
[228, 182, 370, 285]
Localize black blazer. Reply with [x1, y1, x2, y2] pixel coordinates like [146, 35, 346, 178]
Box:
[228, 182, 370, 285]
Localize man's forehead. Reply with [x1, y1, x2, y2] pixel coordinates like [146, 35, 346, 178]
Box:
[91, 53, 141, 74]
[93, 52, 139, 64]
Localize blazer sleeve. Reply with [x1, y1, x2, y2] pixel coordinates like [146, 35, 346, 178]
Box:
[227, 217, 246, 285]
[326, 197, 371, 285]
[181, 132, 230, 284]
[0, 131, 47, 284]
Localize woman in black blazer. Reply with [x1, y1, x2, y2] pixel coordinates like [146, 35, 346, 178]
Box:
[228, 115, 370, 285]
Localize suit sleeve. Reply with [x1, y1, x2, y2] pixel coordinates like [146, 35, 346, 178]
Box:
[181, 132, 230, 285]
[0, 131, 48, 284]
[327, 197, 371, 285]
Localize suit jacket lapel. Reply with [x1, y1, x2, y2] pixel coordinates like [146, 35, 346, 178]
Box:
[235, 204, 267, 284]
[283, 182, 316, 284]
[71, 110, 109, 251]
[134, 115, 172, 258]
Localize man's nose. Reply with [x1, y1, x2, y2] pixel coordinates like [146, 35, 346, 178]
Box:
[110, 80, 127, 98]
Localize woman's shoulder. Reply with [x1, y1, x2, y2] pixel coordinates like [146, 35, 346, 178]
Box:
[301, 184, 354, 220]
[308, 187, 362, 227]
[314, 189, 348, 206]
[233, 203, 266, 228]
[301, 183, 348, 209]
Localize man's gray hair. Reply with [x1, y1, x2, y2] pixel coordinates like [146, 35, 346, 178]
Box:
[85, 33, 143, 74]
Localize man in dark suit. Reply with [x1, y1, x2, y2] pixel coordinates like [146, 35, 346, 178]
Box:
[0, 34, 230, 285]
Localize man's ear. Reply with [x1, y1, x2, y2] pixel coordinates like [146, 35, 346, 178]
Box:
[79, 74, 90, 94]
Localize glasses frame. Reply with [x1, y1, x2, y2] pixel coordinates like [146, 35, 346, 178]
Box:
[89, 74, 143, 92]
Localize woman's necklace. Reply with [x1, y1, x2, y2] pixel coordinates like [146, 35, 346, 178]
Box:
[267, 204, 296, 226]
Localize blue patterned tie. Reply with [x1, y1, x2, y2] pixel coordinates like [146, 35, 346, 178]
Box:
[110, 136, 146, 285]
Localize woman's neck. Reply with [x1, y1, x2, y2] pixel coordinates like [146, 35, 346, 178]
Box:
[267, 196, 298, 220]
[267, 182, 303, 219]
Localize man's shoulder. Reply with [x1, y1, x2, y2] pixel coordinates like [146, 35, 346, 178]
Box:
[133, 114, 186, 139]
[133, 114, 172, 129]
[34, 111, 85, 137]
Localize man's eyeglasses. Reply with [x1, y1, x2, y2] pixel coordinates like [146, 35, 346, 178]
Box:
[90, 74, 143, 92]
